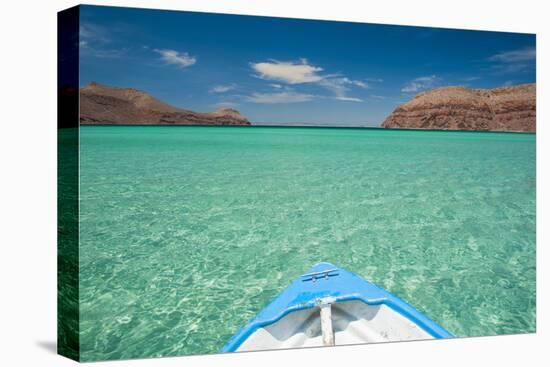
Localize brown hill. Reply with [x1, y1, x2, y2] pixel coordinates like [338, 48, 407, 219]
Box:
[382, 84, 535, 132]
[79, 82, 250, 126]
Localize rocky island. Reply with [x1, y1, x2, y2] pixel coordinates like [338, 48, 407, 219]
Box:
[382, 84, 535, 132]
[80, 82, 250, 126]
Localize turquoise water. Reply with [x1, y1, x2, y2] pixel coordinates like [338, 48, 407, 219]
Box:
[78, 126, 536, 361]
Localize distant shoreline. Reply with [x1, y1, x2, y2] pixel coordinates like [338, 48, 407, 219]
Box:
[74, 82, 535, 133]
[79, 124, 535, 134]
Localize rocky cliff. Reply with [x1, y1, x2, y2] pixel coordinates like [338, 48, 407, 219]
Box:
[79, 82, 250, 126]
[382, 84, 535, 132]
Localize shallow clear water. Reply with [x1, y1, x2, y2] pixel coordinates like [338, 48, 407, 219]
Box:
[78, 126, 535, 361]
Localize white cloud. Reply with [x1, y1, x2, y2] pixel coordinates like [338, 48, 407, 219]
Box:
[488, 47, 536, 63]
[246, 91, 315, 104]
[334, 96, 363, 102]
[349, 79, 369, 88]
[210, 84, 236, 93]
[249, 58, 372, 102]
[154, 49, 196, 68]
[80, 22, 108, 43]
[319, 77, 367, 102]
[401, 75, 439, 93]
[251, 59, 324, 84]
[79, 22, 125, 58]
[487, 47, 536, 74]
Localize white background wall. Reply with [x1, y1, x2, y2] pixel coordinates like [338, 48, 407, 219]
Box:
[0, 0, 547, 366]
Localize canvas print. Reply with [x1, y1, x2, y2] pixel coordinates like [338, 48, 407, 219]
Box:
[57, 5, 536, 362]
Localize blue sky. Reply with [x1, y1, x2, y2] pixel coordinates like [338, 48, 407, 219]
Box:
[79, 5, 536, 126]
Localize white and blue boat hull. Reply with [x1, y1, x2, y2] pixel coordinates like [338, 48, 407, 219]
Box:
[222, 262, 453, 352]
